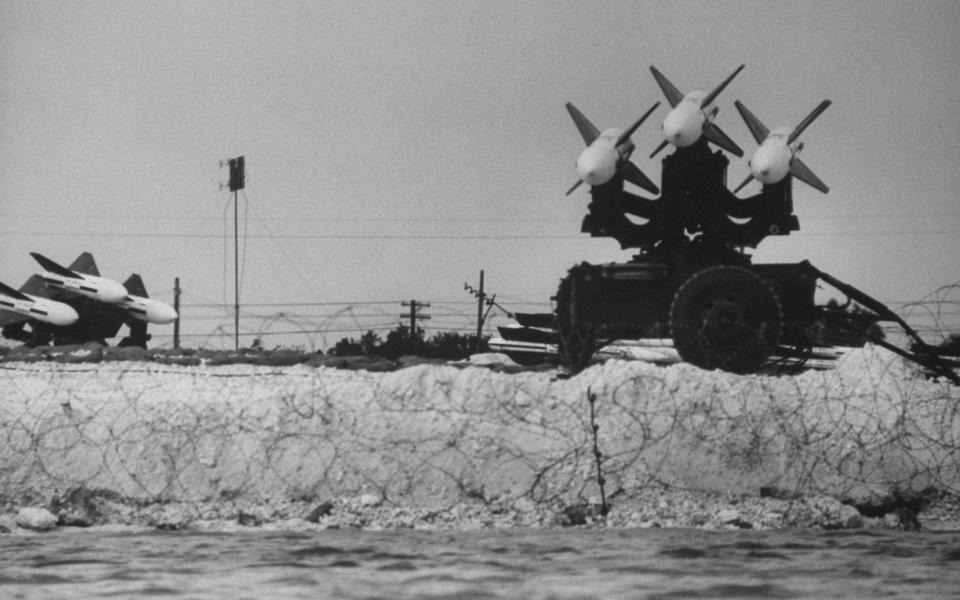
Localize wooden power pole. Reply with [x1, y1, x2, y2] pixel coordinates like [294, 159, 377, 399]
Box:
[173, 277, 181, 349]
[465, 269, 513, 353]
[401, 300, 430, 339]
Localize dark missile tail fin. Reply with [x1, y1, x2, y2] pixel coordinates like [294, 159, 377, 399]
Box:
[0, 280, 31, 301]
[68, 252, 100, 276]
[123, 274, 148, 298]
[30, 253, 81, 279]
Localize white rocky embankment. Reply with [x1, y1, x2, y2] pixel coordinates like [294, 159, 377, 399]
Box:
[1, 346, 958, 532]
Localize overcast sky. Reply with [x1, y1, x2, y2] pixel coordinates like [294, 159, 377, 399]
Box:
[2, 1, 958, 349]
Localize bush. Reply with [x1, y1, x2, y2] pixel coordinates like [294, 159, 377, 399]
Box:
[327, 327, 488, 361]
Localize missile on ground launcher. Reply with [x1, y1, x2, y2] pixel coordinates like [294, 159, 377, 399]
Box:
[121, 274, 178, 325]
[3, 253, 176, 347]
[0, 278, 79, 327]
[30, 252, 128, 304]
[565, 101, 661, 196]
[733, 99, 831, 194]
[649, 64, 745, 158]
[544, 68, 959, 382]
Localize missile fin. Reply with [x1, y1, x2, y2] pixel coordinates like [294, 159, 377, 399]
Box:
[650, 138, 670, 159]
[614, 101, 660, 148]
[734, 174, 755, 194]
[733, 100, 769, 145]
[701, 64, 745, 109]
[19, 275, 50, 297]
[649, 66, 684, 107]
[0, 280, 32, 302]
[68, 252, 100, 276]
[30, 253, 81, 279]
[703, 122, 744, 157]
[566, 179, 584, 196]
[790, 158, 829, 193]
[123, 274, 148, 297]
[787, 100, 832, 145]
[622, 161, 659, 195]
[566, 103, 601, 146]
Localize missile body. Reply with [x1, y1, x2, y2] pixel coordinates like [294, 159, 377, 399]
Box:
[0, 281, 79, 326]
[661, 92, 709, 148]
[733, 100, 831, 193]
[747, 128, 793, 185]
[565, 101, 660, 195]
[575, 129, 626, 187]
[649, 65, 745, 157]
[31, 252, 128, 304]
[122, 295, 178, 324]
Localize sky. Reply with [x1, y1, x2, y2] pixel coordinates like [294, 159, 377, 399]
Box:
[2, 0, 959, 350]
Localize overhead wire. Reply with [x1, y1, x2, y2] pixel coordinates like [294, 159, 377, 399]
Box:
[4, 195, 955, 350]
[3, 227, 958, 240]
[242, 189, 327, 302]
[3, 210, 960, 223]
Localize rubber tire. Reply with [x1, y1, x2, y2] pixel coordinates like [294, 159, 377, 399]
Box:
[670, 265, 781, 374]
[554, 271, 596, 372]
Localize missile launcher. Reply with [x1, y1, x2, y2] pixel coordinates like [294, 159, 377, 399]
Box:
[534, 94, 959, 380]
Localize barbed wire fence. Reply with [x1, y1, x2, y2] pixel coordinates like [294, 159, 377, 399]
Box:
[156, 294, 552, 352]
[146, 280, 960, 356]
[1, 281, 958, 530]
[1, 348, 957, 522]
[893, 281, 960, 343]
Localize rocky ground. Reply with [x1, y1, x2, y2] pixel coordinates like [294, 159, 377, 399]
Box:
[2, 345, 958, 536]
[4, 483, 958, 536]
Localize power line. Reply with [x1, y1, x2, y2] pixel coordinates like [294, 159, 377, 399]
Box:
[181, 300, 403, 308]
[3, 211, 959, 223]
[0, 231, 589, 239]
[242, 190, 327, 302]
[4, 230, 959, 240]
[0, 213, 583, 223]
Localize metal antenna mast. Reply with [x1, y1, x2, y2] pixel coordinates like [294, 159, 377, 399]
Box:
[223, 156, 245, 350]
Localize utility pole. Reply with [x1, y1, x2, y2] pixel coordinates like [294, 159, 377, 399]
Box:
[222, 156, 245, 350]
[173, 277, 181, 349]
[475, 270, 484, 348]
[465, 269, 514, 353]
[401, 300, 430, 340]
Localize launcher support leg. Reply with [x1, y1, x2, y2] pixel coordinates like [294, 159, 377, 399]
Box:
[805, 261, 959, 384]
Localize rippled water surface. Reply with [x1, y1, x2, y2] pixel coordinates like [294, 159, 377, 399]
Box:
[2, 527, 958, 599]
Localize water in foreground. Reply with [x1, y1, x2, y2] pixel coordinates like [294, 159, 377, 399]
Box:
[1, 527, 958, 599]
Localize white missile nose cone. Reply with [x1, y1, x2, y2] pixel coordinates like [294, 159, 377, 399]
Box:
[148, 303, 178, 325]
[51, 304, 79, 326]
[663, 124, 691, 148]
[582, 171, 604, 186]
[662, 124, 677, 142]
[577, 145, 616, 187]
[64, 306, 79, 324]
[662, 111, 690, 147]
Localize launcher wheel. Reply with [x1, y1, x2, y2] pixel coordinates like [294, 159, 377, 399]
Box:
[670, 266, 782, 374]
